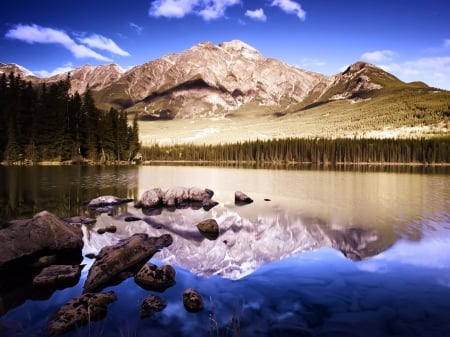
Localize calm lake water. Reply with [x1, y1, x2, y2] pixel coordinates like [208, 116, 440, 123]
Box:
[1, 165, 450, 337]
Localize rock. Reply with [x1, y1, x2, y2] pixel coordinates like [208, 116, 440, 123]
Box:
[136, 187, 218, 210]
[0, 211, 83, 270]
[196, 219, 219, 240]
[140, 294, 167, 318]
[124, 216, 142, 222]
[87, 195, 133, 208]
[33, 265, 84, 289]
[189, 186, 212, 201]
[46, 291, 117, 335]
[83, 233, 173, 293]
[163, 186, 188, 207]
[85, 253, 97, 259]
[97, 228, 106, 234]
[235, 191, 253, 205]
[135, 188, 164, 208]
[135, 263, 176, 292]
[105, 225, 117, 233]
[202, 198, 219, 211]
[182, 288, 204, 312]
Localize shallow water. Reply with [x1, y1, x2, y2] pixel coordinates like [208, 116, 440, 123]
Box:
[1, 165, 450, 336]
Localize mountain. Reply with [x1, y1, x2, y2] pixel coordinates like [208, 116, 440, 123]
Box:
[46, 63, 125, 94]
[2, 40, 449, 141]
[93, 40, 330, 119]
[0, 62, 36, 79]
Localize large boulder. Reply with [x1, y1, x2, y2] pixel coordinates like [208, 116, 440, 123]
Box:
[46, 291, 117, 335]
[0, 211, 83, 270]
[83, 233, 173, 293]
[134, 188, 164, 208]
[135, 263, 176, 291]
[197, 219, 220, 240]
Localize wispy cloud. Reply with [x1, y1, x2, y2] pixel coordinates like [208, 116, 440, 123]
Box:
[5, 24, 130, 62]
[245, 8, 267, 21]
[77, 34, 130, 56]
[361, 50, 397, 63]
[270, 0, 306, 20]
[129, 22, 143, 34]
[149, 0, 240, 20]
[444, 39, 450, 48]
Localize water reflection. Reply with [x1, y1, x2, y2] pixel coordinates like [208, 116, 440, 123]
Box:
[0, 166, 139, 224]
[1, 165, 450, 336]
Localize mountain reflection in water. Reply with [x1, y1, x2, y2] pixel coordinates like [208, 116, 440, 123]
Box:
[82, 205, 382, 280]
[0, 165, 449, 337]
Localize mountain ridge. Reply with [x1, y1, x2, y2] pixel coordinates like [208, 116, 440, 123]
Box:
[2, 40, 449, 143]
[1, 40, 416, 119]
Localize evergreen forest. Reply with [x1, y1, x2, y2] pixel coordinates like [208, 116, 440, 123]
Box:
[0, 72, 140, 164]
[141, 136, 450, 165]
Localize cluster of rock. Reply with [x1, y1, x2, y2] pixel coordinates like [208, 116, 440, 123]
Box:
[0, 211, 84, 317]
[0, 188, 256, 334]
[135, 186, 218, 211]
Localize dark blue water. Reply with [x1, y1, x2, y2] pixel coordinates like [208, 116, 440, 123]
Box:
[1, 165, 450, 336]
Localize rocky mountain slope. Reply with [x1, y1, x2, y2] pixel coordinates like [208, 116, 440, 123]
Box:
[1, 40, 406, 120]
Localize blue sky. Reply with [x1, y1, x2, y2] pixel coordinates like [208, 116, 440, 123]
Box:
[2, 0, 450, 89]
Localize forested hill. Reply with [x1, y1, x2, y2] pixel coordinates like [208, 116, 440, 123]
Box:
[0, 72, 140, 164]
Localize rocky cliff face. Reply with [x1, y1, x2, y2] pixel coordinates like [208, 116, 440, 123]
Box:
[117, 41, 329, 118]
[46, 63, 125, 95]
[1, 41, 399, 119]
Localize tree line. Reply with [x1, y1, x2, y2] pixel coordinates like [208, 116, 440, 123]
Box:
[0, 72, 140, 164]
[141, 137, 450, 164]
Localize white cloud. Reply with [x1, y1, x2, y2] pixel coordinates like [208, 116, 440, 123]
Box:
[361, 50, 397, 63]
[270, 0, 306, 20]
[245, 8, 267, 21]
[34, 63, 75, 77]
[5, 24, 112, 62]
[77, 34, 131, 57]
[149, 0, 240, 20]
[129, 22, 143, 34]
[375, 56, 450, 89]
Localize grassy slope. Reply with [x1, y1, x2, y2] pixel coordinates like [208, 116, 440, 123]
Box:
[108, 63, 449, 145]
[137, 86, 450, 145]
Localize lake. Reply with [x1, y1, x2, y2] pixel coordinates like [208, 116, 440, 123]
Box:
[1, 165, 450, 337]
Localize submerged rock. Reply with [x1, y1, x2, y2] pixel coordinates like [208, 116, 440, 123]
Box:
[46, 291, 117, 335]
[197, 219, 220, 240]
[0, 211, 83, 270]
[83, 233, 173, 293]
[87, 195, 133, 208]
[135, 263, 176, 291]
[140, 294, 167, 318]
[182, 288, 204, 312]
[33, 264, 84, 289]
[235, 191, 253, 205]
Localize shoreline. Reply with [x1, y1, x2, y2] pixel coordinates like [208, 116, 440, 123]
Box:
[2, 159, 450, 167]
